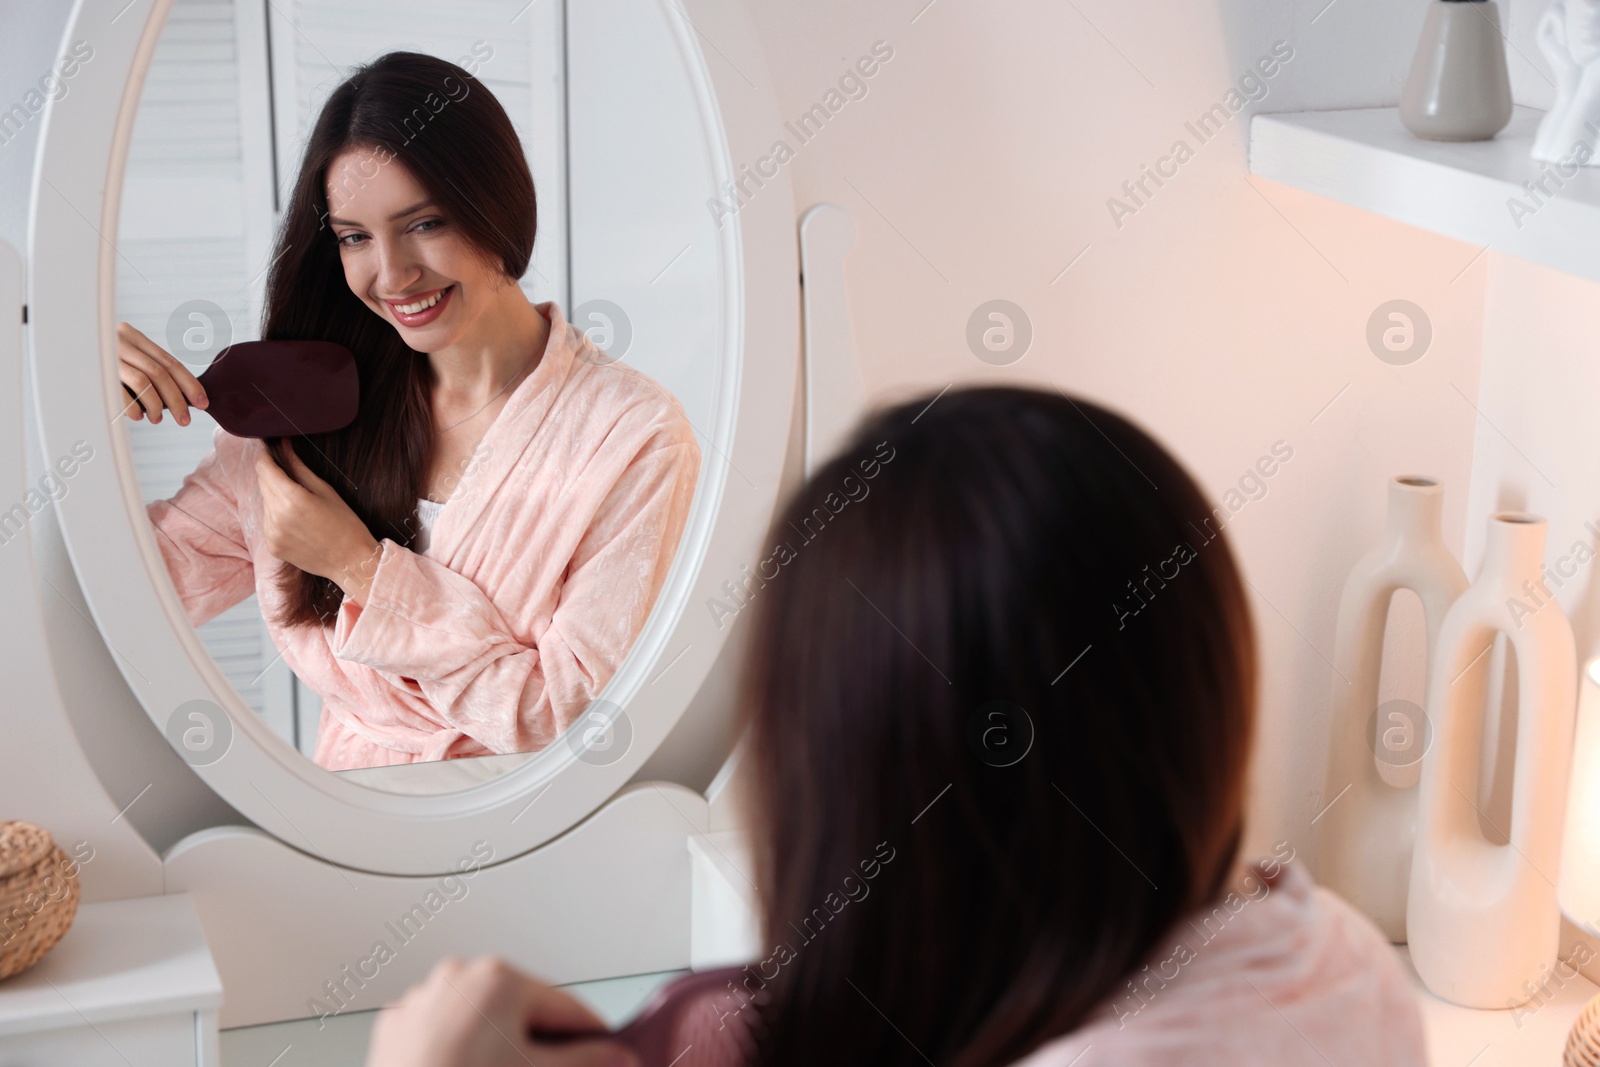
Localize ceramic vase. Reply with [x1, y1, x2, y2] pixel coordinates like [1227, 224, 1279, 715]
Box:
[1320, 475, 1468, 943]
[1400, 0, 1514, 141]
[1532, 0, 1600, 165]
[1408, 512, 1578, 1008]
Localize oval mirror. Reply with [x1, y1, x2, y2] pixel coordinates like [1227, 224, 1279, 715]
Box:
[28, 0, 797, 874]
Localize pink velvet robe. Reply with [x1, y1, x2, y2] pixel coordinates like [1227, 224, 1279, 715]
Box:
[147, 301, 701, 770]
[667, 858, 1428, 1066]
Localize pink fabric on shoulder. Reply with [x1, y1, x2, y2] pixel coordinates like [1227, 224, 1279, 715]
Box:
[665, 857, 1427, 1067]
[1009, 856, 1428, 1067]
[146, 300, 701, 770]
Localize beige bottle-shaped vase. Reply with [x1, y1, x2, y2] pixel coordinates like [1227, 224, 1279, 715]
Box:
[1408, 511, 1577, 1008]
[1320, 475, 1468, 943]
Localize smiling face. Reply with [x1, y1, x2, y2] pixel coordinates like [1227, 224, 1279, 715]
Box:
[324, 145, 506, 349]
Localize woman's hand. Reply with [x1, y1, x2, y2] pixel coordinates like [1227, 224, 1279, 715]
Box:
[365, 956, 640, 1067]
[115, 321, 208, 425]
[255, 441, 382, 603]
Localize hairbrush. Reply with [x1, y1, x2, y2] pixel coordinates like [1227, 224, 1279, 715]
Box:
[531, 965, 765, 1067]
[124, 339, 358, 439]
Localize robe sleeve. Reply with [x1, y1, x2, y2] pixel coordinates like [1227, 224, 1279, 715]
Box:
[327, 433, 699, 754]
[145, 427, 257, 629]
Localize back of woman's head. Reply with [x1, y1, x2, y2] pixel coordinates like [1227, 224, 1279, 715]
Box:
[734, 384, 1258, 1067]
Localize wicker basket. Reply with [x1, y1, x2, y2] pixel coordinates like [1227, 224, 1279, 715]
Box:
[0, 821, 80, 981]
[1568, 992, 1600, 1067]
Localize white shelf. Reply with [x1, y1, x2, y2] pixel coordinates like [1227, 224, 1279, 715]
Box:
[1250, 105, 1600, 284]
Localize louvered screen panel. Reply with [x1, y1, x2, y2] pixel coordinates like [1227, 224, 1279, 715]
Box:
[117, 0, 293, 739]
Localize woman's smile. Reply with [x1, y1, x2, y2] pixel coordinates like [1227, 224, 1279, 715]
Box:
[385, 283, 454, 327]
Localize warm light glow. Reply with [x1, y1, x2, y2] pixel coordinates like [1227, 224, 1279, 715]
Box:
[1560, 655, 1600, 931]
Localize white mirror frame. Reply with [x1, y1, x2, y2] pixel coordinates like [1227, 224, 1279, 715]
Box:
[27, 0, 797, 875]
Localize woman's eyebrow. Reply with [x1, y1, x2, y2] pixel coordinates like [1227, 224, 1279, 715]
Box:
[388, 202, 438, 223]
[327, 199, 436, 227]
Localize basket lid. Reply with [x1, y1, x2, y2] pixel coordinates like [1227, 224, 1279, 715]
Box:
[0, 821, 54, 879]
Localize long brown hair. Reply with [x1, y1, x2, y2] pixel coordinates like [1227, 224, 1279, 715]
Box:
[260, 51, 536, 626]
[733, 385, 1258, 1067]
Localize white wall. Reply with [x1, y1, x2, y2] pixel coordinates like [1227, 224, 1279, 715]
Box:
[737, 0, 1498, 866]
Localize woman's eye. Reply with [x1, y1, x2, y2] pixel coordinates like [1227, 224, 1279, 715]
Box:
[338, 233, 366, 247]
[414, 219, 442, 233]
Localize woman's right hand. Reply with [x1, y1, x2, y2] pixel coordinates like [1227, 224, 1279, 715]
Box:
[365, 957, 640, 1067]
[116, 321, 209, 426]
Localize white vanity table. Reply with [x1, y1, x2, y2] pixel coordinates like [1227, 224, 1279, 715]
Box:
[0, 895, 222, 1065]
[1398, 942, 1596, 1066]
[218, 970, 689, 1066]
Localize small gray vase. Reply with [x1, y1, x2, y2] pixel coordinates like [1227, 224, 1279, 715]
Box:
[1400, 0, 1514, 141]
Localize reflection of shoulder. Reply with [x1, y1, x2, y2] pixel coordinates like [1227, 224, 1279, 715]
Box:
[208, 424, 265, 486]
[564, 352, 697, 454]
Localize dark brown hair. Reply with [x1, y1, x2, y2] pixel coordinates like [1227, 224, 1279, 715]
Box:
[734, 385, 1258, 1067]
[260, 50, 536, 626]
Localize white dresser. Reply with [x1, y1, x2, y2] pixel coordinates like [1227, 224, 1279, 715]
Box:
[0, 894, 221, 1066]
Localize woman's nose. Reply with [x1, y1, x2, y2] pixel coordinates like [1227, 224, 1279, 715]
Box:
[372, 239, 420, 296]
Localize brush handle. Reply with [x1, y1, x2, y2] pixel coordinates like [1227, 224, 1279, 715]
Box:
[527, 966, 752, 1066]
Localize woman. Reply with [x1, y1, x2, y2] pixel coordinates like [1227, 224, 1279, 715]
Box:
[120, 51, 700, 771]
[364, 386, 1426, 1066]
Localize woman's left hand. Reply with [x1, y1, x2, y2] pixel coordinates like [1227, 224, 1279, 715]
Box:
[256, 441, 382, 603]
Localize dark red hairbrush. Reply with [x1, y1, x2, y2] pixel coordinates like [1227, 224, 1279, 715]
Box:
[532, 965, 764, 1067]
[127, 339, 359, 439]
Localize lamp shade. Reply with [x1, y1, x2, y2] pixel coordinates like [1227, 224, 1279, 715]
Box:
[1559, 656, 1600, 932]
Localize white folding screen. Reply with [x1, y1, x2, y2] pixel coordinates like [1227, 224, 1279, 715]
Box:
[118, 0, 568, 758]
[119, 0, 296, 745]
[266, 0, 567, 306]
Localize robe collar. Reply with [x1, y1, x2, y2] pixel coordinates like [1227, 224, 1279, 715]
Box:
[424, 300, 594, 561]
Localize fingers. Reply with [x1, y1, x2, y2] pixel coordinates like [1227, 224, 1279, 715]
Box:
[364, 957, 640, 1067]
[517, 968, 610, 1036]
[275, 442, 347, 503]
[254, 447, 298, 503]
[115, 321, 209, 425]
[117, 323, 187, 425]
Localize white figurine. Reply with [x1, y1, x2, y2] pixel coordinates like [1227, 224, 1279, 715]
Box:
[1534, 0, 1600, 163]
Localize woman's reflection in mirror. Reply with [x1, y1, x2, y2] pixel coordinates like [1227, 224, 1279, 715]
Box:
[136, 52, 700, 772]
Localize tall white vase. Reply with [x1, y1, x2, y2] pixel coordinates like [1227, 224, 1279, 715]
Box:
[1408, 512, 1578, 1009]
[1320, 475, 1468, 943]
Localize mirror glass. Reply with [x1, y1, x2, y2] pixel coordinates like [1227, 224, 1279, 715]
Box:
[115, 0, 717, 792]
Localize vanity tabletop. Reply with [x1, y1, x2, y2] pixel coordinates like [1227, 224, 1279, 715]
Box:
[219, 968, 689, 1066]
[0, 893, 222, 1036]
[1396, 946, 1596, 1066]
